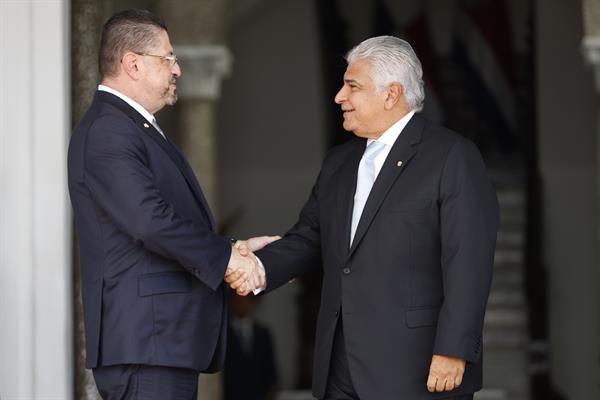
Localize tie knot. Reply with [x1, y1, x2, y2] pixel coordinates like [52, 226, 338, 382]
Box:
[364, 141, 386, 160]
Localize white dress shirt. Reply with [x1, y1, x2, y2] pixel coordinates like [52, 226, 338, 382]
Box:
[97, 84, 166, 139]
[366, 110, 415, 179]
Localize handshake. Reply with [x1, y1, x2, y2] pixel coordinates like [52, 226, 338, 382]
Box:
[224, 236, 280, 296]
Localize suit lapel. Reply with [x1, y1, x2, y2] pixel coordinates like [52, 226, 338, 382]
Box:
[334, 140, 366, 260]
[348, 114, 425, 256]
[96, 91, 216, 230]
[166, 138, 217, 229]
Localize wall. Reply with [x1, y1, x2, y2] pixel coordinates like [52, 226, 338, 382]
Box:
[0, 0, 72, 399]
[217, 0, 326, 389]
[537, 0, 600, 398]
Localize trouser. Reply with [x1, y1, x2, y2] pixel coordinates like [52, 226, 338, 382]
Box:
[92, 364, 198, 400]
[323, 321, 474, 400]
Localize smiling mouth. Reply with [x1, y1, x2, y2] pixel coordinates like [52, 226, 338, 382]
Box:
[342, 109, 354, 116]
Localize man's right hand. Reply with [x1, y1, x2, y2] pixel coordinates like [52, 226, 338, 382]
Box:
[235, 235, 281, 255]
[224, 246, 264, 296]
[426, 354, 466, 393]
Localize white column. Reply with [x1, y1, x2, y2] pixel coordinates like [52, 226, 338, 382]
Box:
[537, 1, 600, 399]
[0, 1, 72, 399]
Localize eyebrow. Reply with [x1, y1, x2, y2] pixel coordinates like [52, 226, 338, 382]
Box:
[345, 78, 361, 86]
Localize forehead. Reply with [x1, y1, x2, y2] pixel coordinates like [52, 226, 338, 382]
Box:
[344, 60, 374, 83]
[151, 29, 173, 52]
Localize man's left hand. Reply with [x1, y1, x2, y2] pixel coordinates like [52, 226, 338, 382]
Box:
[426, 354, 466, 393]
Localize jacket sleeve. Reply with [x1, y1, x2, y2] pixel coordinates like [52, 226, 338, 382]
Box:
[82, 115, 231, 290]
[256, 173, 323, 292]
[433, 138, 499, 363]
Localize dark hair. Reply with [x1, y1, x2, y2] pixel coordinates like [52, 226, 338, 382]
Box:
[99, 9, 168, 79]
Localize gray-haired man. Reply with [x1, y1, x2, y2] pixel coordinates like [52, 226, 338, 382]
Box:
[229, 36, 499, 400]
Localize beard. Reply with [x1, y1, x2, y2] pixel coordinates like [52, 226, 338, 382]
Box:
[162, 76, 178, 106]
[165, 92, 178, 106]
[162, 85, 178, 106]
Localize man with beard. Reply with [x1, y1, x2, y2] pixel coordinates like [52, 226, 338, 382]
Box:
[68, 9, 268, 399]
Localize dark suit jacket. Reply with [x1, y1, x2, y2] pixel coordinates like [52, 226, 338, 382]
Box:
[257, 114, 499, 399]
[224, 320, 278, 400]
[68, 91, 231, 371]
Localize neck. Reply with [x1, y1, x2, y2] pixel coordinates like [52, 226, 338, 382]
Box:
[100, 77, 157, 114]
[369, 109, 411, 139]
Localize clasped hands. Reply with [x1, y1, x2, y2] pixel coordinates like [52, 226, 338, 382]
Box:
[224, 236, 280, 296]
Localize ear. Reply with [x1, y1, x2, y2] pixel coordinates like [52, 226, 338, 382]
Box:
[121, 51, 141, 80]
[383, 83, 402, 110]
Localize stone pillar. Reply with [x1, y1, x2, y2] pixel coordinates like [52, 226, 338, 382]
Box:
[158, 0, 231, 213]
[71, 0, 108, 398]
[582, 0, 600, 391]
[583, 0, 600, 90]
[157, 1, 232, 399]
[0, 0, 72, 398]
[170, 44, 232, 211]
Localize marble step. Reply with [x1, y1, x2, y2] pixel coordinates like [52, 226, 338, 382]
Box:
[487, 289, 526, 308]
[483, 327, 529, 349]
[491, 269, 524, 293]
[494, 249, 523, 265]
[496, 190, 525, 207]
[498, 211, 525, 223]
[276, 383, 526, 399]
[475, 388, 509, 400]
[482, 350, 530, 398]
[495, 231, 525, 249]
[484, 308, 528, 330]
[498, 219, 527, 233]
[276, 390, 314, 400]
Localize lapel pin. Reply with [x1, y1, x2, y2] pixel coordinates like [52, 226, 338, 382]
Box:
[397, 161, 403, 167]
[143, 123, 150, 128]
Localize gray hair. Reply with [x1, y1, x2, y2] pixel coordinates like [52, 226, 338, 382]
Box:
[99, 9, 168, 79]
[346, 36, 425, 111]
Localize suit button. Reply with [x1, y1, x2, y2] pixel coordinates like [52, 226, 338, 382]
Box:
[342, 267, 351, 275]
[334, 311, 339, 317]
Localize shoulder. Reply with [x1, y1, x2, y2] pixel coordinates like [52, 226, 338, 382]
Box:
[415, 115, 482, 162]
[419, 116, 466, 149]
[75, 108, 150, 172]
[321, 137, 363, 169]
[85, 104, 144, 149]
[73, 94, 140, 140]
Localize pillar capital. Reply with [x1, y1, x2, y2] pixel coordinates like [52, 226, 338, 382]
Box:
[582, 0, 600, 91]
[175, 45, 232, 100]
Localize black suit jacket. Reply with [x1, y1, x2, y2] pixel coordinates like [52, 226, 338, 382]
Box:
[257, 114, 499, 399]
[68, 91, 231, 371]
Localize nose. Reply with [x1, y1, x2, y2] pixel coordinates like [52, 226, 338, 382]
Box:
[334, 85, 346, 104]
[172, 62, 182, 78]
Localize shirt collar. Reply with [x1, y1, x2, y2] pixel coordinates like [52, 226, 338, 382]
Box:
[98, 84, 156, 125]
[367, 110, 416, 147]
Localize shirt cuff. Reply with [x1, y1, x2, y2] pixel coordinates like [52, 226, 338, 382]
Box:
[253, 256, 266, 295]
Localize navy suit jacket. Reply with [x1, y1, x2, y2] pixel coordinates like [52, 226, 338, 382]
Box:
[257, 114, 499, 399]
[68, 91, 231, 371]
